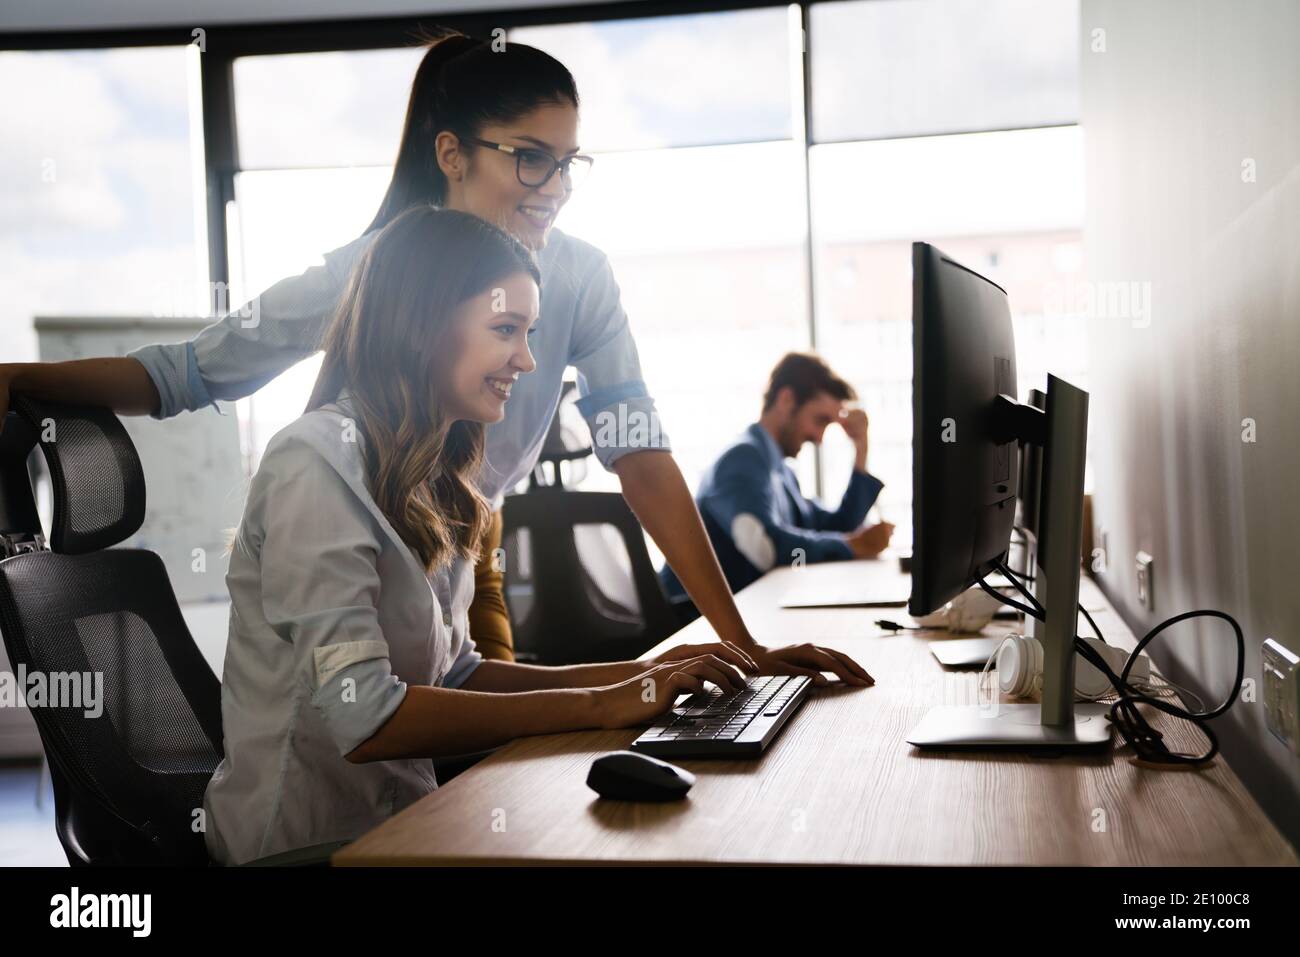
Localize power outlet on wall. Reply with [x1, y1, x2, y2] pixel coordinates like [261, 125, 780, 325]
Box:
[1262, 638, 1300, 755]
[1135, 551, 1155, 611]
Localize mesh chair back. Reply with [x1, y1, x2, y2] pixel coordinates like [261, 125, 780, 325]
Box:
[0, 398, 222, 865]
[503, 489, 678, 664]
[9, 396, 145, 554]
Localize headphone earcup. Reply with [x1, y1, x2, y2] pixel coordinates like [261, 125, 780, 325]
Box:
[997, 634, 1045, 699]
[1029, 637, 1044, 696]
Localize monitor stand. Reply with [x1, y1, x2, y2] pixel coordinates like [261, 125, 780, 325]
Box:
[907, 703, 1113, 747]
[907, 375, 1114, 750]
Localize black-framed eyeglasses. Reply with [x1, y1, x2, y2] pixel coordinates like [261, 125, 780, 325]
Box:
[460, 135, 594, 191]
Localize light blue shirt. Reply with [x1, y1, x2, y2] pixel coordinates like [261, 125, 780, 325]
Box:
[128, 225, 671, 507]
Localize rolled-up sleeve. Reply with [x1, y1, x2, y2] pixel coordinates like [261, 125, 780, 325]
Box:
[568, 252, 671, 470]
[127, 236, 369, 420]
[256, 436, 407, 757]
[312, 655, 407, 757]
[128, 340, 216, 420]
[441, 638, 483, 690]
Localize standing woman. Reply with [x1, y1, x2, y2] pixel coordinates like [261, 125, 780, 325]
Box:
[0, 31, 869, 685]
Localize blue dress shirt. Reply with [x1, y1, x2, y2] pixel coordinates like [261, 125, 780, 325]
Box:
[661, 423, 883, 600]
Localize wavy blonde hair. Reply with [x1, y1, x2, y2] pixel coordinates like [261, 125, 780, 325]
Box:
[307, 205, 539, 571]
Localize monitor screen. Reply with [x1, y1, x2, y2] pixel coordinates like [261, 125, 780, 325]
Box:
[909, 242, 1019, 616]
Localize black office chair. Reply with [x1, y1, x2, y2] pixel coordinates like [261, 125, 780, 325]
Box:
[0, 396, 225, 866]
[0, 397, 469, 866]
[501, 384, 680, 665]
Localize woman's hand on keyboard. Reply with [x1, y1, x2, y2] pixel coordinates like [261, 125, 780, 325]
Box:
[645, 640, 759, 675]
[750, 643, 874, 688]
[593, 655, 748, 730]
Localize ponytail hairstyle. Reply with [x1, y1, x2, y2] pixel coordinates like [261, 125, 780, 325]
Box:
[365, 28, 580, 234]
[309, 205, 541, 571]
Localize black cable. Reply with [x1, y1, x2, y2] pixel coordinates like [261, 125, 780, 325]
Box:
[981, 559, 1245, 768]
[999, 560, 1106, 645]
[875, 618, 921, 631]
[976, 577, 1039, 619]
[1077, 604, 1106, 646]
[1008, 526, 1038, 581]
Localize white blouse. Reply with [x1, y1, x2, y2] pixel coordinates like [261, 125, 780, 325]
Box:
[203, 390, 481, 865]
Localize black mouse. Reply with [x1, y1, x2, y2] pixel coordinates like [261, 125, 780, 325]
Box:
[586, 751, 695, 802]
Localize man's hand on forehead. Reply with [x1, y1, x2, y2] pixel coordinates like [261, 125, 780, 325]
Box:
[838, 405, 869, 441]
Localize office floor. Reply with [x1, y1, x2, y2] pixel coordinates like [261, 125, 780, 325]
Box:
[0, 761, 62, 866]
[0, 600, 230, 867]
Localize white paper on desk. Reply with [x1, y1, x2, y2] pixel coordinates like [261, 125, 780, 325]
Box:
[778, 569, 1015, 609]
[778, 564, 910, 608]
[779, 590, 909, 608]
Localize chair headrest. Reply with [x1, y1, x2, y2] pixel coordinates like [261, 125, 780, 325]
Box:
[0, 396, 145, 555]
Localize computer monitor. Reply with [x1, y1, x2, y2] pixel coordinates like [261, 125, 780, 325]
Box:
[908, 244, 1019, 617]
[906, 242, 1112, 749]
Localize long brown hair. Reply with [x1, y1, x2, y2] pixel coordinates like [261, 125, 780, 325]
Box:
[365, 28, 579, 234]
[308, 205, 540, 571]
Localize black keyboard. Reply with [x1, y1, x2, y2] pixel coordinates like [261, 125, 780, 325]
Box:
[630, 674, 813, 758]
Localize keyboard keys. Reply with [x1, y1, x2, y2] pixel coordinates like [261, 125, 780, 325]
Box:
[635, 675, 812, 754]
[632, 675, 812, 756]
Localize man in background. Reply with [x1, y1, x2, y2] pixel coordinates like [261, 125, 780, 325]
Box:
[661, 353, 893, 613]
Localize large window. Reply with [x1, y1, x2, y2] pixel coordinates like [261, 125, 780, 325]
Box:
[511, 8, 793, 151]
[228, 46, 424, 464]
[512, 7, 816, 495]
[513, 0, 1085, 554]
[0, 46, 206, 361]
[808, 0, 1083, 547]
[811, 0, 1079, 142]
[810, 126, 1086, 543]
[4, 2, 1085, 563]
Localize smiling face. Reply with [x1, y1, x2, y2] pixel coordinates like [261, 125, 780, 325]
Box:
[437, 271, 541, 424]
[436, 101, 580, 251]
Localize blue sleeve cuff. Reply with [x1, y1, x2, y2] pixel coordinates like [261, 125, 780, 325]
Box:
[574, 378, 649, 418]
[850, 469, 885, 497]
[773, 526, 856, 564]
[441, 644, 483, 690]
[185, 340, 218, 413]
[576, 379, 672, 471]
[127, 340, 221, 420]
[127, 341, 187, 420]
[823, 535, 855, 561]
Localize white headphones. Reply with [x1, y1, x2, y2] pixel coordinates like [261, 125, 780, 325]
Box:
[990, 633, 1151, 701]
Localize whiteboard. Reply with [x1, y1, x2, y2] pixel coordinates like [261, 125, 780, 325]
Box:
[36, 316, 247, 603]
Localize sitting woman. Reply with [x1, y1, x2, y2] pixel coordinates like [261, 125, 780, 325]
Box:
[206, 206, 755, 865]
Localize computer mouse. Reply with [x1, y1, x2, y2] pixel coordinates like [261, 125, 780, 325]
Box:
[586, 751, 695, 802]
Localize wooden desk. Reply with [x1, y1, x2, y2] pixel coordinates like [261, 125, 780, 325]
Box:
[334, 560, 1298, 866]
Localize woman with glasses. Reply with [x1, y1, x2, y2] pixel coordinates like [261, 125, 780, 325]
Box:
[0, 30, 871, 688]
